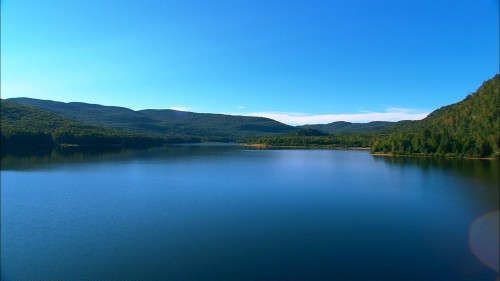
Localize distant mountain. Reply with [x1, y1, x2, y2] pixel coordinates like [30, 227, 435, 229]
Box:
[2, 99, 103, 133]
[371, 74, 499, 157]
[1, 100, 165, 155]
[8, 98, 295, 141]
[300, 121, 395, 134]
[137, 109, 295, 140]
[244, 74, 499, 158]
[290, 128, 329, 136]
[5, 74, 497, 158]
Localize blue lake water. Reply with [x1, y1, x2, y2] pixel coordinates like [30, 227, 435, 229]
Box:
[1, 146, 499, 281]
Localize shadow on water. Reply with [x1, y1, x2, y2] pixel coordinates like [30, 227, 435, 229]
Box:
[3, 146, 500, 184]
[374, 155, 499, 279]
[2, 147, 499, 281]
[0, 144, 247, 171]
[372, 155, 499, 186]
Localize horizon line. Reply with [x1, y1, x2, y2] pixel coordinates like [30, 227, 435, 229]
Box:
[5, 96, 430, 126]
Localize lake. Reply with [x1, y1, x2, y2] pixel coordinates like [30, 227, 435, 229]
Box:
[1, 146, 499, 281]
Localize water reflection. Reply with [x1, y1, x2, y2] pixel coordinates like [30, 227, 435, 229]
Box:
[373, 155, 499, 275]
[0, 145, 247, 171]
[372, 155, 499, 185]
[4, 147, 500, 186]
[2, 148, 499, 281]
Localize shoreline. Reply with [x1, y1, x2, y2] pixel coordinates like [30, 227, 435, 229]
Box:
[239, 143, 371, 150]
[370, 153, 497, 161]
[240, 144, 497, 160]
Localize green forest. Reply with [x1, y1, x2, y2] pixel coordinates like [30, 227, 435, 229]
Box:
[7, 97, 295, 141]
[371, 74, 499, 158]
[246, 129, 373, 149]
[248, 75, 499, 158]
[1, 75, 498, 158]
[0, 100, 183, 156]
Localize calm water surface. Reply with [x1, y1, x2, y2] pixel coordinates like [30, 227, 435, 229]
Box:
[1, 147, 499, 281]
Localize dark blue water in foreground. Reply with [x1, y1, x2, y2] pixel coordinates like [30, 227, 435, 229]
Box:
[1, 147, 499, 281]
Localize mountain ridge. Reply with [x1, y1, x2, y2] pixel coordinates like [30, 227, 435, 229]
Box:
[8, 97, 413, 138]
[7, 97, 412, 135]
[7, 97, 296, 141]
[300, 121, 396, 134]
[0, 100, 167, 155]
[3, 74, 498, 158]
[236, 74, 499, 158]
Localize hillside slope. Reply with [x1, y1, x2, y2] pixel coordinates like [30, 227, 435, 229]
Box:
[1, 100, 165, 155]
[301, 121, 395, 134]
[8, 98, 295, 141]
[371, 74, 499, 157]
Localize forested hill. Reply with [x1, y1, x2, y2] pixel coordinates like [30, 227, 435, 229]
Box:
[8, 98, 295, 141]
[300, 121, 394, 134]
[1, 100, 166, 155]
[4, 74, 498, 158]
[244, 74, 498, 158]
[371, 74, 499, 157]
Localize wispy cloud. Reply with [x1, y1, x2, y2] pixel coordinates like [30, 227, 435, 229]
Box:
[237, 105, 245, 110]
[244, 108, 429, 126]
[167, 106, 191, 112]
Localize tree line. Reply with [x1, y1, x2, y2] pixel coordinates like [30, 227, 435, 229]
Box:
[247, 75, 499, 159]
[0, 100, 196, 156]
[2, 75, 498, 158]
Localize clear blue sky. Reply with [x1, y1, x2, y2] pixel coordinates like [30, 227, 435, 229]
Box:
[2, 0, 498, 125]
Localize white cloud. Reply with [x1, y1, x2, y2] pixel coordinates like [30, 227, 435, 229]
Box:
[167, 106, 191, 112]
[244, 108, 429, 126]
[237, 105, 245, 110]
